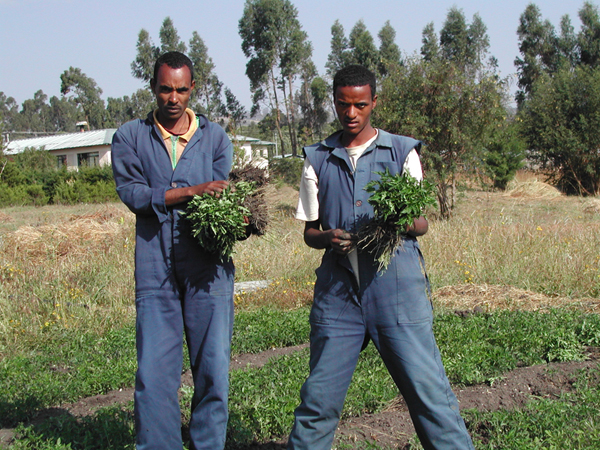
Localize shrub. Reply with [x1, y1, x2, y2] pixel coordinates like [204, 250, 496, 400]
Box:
[269, 157, 303, 190]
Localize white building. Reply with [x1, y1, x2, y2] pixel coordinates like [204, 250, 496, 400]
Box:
[5, 129, 116, 170]
[4, 130, 275, 170]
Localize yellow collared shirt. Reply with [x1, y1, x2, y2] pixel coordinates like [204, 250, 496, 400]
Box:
[153, 108, 198, 169]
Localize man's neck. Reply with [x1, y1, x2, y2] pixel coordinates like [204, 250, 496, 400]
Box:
[341, 125, 377, 148]
[157, 110, 191, 136]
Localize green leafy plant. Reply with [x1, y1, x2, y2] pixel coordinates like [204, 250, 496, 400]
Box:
[358, 170, 436, 271]
[181, 181, 255, 259]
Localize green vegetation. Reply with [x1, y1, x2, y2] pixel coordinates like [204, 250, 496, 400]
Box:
[1, 178, 599, 448]
[358, 171, 436, 271]
[0, 150, 118, 207]
[181, 182, 255, 259]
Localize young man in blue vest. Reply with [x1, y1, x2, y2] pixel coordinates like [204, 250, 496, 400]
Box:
[111, 51, 234, 450]
[288, 64, 475, 450]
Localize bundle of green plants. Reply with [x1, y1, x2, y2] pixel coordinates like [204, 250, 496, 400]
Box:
[357, 170, 436, 271]
[229, 164, 270, 236]
[181, 181, 255, 259]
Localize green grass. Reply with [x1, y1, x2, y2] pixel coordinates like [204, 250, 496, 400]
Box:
[0, 327, 136, 427]
[2, 182, 600, 449]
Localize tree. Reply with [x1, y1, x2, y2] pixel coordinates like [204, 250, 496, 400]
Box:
[158, 17, 187, 54]
[188, 31, 225, 119]
[325, 20, 350, 78]
[297, 74, 329, 145]
[377, 21, 402, 77]
[106, 89, 155, 128]
[439, 7, 490, 73]
[49, 95, 79, 132]
[484, 120, 526, 190]
[0, 92, 19, 133]
[131, 29, 159, 84]
[16, 90, 52, 132]
[131, 17, 187, 84]
[376, 56, 506, 218]
[519, 66, 600, 195]
[348, 20, 378, 72]
[239, 0, 314, 156]
[224, 87, 247, 137]
[60, 67, 105, 129]
[514, 4, 560, 105]
[421, 23, 440, 61]
[578, 1, 600, 67]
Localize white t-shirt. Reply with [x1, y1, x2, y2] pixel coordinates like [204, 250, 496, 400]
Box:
[295, 130, 424, 284]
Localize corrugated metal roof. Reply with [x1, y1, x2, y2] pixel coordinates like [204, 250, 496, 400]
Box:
[230, 135, 275, 145]
[5, 129, 117, 155]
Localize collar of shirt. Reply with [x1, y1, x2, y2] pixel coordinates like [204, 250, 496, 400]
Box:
[153, 108, 198, 142]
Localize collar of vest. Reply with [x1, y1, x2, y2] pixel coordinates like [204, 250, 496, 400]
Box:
[321, 128, 394, 150]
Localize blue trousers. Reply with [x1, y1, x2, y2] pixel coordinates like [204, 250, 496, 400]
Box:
[134, 285, 234, 450]
[288, 242, 474, 450]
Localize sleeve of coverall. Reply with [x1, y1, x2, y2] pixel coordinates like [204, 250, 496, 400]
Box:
[111, 126, 171, 223]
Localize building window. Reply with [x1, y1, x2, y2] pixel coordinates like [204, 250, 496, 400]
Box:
[56, 155, 67, 168]
[77, 152, 99, 167]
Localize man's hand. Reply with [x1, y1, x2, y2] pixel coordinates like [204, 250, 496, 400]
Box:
[304, 221, 356, 254]
[165, 180, 229, 206]
[329, 229, 357, 255]
[189, 180, 229, 197]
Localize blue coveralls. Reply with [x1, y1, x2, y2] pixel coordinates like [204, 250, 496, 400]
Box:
[288, 130, 474, 450]
[111, 113, 234, 450]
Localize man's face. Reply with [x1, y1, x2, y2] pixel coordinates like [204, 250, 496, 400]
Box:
[334, 84, 377, 138]
[151, 64, 195, 127]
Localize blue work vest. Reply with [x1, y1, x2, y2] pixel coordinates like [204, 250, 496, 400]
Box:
[304, 130, 426, 307]
[304, 129, 421, 235]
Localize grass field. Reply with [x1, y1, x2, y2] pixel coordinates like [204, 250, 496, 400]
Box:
[0, 174, 599, 449]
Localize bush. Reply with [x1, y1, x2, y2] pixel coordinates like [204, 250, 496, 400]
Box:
[269, 157, 304, 190]
[0, 184, 30, 207]
[484, 123, 526, 190]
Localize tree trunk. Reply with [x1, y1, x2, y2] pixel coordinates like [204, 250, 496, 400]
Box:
[287, 74, 298, 156]
[270, 70, 286, 155]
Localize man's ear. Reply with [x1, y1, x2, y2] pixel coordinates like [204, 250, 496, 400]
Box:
[150, 79, 156, 92]
[191, 80, 196, 91]
[372, 94, 378, 109]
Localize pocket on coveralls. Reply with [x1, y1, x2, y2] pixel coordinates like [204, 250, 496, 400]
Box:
[394, 242, 433, 324]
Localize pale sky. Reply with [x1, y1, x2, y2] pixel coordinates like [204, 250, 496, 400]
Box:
[0, 0, 586, 110]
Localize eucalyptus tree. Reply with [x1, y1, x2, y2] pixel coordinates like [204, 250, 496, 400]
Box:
[131, 17, 187, 84]
[515, 2, 600, 195]
[158, 17, 187, 54]
[348, 20, 379, 72]
[325, 20, 351, 78]
[421, 23, 440, 61]
[578, 1, 600, 67]
[224, 87, 247, 137]
[514, 4, 560, 105]
[377, 21, 402, 77]
[239, 0, 314, 156]
[188, 31, 226, 120]
[60, 67, 105, 129]
[131, 18, 226, 119]
[374, 8, 506, 218]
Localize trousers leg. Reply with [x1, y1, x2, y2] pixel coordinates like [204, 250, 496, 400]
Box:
[183, 292, 234, 450]
[135, 290, 184, 450]
[288, 298, 365, 450]
[371, 320, 474, 450]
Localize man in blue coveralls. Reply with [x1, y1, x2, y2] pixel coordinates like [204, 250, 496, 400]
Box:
[111, 51, 234, 450]
[288, 65, 475, 450]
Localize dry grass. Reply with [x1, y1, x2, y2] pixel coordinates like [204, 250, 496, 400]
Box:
[433, 283, 600, 314]
[1, 175, 599, 355]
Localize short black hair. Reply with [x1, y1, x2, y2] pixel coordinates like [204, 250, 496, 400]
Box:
[153, 51, 194, 82]
[333, 65, 376, 99]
